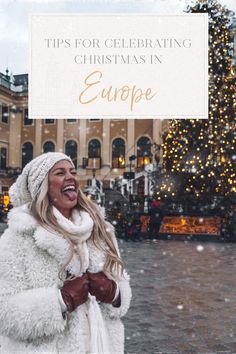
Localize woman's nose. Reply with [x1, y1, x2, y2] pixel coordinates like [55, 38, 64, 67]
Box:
[65, 171, 75, 180]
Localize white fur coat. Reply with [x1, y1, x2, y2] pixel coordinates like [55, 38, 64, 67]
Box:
[0, 205, 131, 354]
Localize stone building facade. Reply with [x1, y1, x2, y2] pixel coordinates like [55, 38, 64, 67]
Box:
[0, 72, 166, 197]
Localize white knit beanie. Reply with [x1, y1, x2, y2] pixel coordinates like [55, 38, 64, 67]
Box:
[9, 152, 74, 207]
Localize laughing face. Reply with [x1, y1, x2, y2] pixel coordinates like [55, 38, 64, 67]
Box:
[48, 160, 79, 218]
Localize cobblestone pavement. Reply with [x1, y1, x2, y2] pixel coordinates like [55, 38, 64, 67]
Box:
[119, 239, 236, 354]
[1, 223, 235, 354]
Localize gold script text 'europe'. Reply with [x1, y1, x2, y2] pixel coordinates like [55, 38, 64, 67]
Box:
[78, 71, 157, 111]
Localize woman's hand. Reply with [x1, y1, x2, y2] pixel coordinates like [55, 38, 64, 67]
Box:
[87, 271, 117, 304]
[60, 272, 89, 312]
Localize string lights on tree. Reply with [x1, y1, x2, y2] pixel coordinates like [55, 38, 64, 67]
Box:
[156, 0, 236, 201]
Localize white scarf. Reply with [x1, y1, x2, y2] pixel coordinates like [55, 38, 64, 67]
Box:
[53, 207, 111, 354]
[53, 206, 93, 274]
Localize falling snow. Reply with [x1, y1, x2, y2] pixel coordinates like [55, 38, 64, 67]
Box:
[122, 239, 236, 353]
[196, 245, 204, 252]
[177, 304, 184, 310]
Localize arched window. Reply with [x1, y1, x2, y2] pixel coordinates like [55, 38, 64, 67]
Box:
[22, 142, 33, 168]
[0, 147, 7, 169]
[88, 139, 101, 158]
[43, 141, 55, 153]
[137, 137, 152, 168]
[112, 138, 126, 168]
[65, 140, 78, 169]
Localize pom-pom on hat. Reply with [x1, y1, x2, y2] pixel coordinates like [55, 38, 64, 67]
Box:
[9, 152, 74, 207]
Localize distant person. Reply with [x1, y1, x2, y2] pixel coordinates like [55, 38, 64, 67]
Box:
[0, 203, 5, 223]
[7, 203, 13, 211]
[149, 200, 162, 240]
[130, 212, 142, 241]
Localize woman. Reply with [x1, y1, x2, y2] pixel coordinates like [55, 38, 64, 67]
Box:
[0, 152, 131, 354]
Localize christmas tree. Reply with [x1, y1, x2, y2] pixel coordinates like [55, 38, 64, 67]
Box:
[156, 0, 236, 205]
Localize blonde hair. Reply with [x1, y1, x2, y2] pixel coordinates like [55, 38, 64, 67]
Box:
[30, 177, 124, 280]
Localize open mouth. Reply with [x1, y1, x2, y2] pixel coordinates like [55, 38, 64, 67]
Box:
[61, 185, 77, 201]
[62, 185, 76, 192]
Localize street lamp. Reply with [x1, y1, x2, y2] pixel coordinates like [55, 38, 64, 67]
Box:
[123, 155, 136, 205]
[128, 155, 136, 174]
[84, 157, 104, 205]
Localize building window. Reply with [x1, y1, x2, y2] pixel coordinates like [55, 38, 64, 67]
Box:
[89, 119, 101, 122]
[88, 139, 101, 158]
[67, 119, 77, 123]
[0, 147, 7, 169]
[43, 141, 55, 153]
[24, 108, 33, 125]
[87, 140, 101, 169]
[137, 136, 152, 168]
[45, 119, 55, 124]
[65, 140, 77, 169]
[1, 104, 9, 124]
[22, 142, 33, 168]
[112, 138, 126, 168]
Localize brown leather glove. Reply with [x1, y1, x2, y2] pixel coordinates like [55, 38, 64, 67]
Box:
[60, 272, 89, 313]
[87, 271, 117, 304]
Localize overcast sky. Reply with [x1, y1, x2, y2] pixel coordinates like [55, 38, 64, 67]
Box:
[0, 0, 235, 75]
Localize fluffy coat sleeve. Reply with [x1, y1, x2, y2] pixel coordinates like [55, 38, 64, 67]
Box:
[100, 222, 132, 319]
[0, 229, 66, 342]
